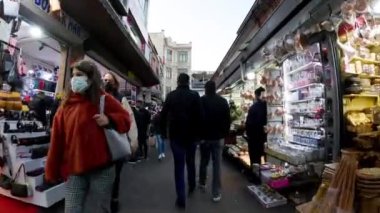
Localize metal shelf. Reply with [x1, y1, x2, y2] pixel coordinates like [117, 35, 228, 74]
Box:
[290, 125, 324, 130]
[343, 73, 380, 79]
[292, 134, 324, 140]
[288, 111, 319, 115]
[343, 94, 379, 99]
[288, 97, 324, 104]
[349, 56, 380, 65]
[268, 119, 283, 122]
[289, 83, 324, 92]
[286, 62, 322, 75]
[288, 140, 319, 148]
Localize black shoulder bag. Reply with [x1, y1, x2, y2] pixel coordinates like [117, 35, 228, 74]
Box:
[11, 164, 32, 197]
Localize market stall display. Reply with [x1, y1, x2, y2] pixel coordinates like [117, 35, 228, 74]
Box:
[0, 110, 64, 207]
[262, 65, 285, 147]
[247, 184, 287, 208]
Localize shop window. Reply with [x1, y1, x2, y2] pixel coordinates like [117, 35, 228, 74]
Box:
[166, 67, 172, 79]
[178, 51, 188, 63]
[167, 50, 173, 62]
[166, 86, 171, 94]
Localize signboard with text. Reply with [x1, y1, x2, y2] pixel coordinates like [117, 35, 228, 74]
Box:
[34, 0, 88, 40]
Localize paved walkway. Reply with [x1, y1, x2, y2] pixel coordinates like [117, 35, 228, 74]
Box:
[42, 144, 295, 213]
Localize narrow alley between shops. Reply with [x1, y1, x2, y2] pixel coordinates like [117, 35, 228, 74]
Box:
[40, 148, 294, 213]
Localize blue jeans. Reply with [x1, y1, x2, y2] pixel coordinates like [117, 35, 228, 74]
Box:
[170, 141, 197, 205]
[156, 134, 165, 156]
[199, 139, 224, 197]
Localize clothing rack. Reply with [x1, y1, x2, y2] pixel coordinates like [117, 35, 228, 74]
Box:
[0, 39, 21, 51]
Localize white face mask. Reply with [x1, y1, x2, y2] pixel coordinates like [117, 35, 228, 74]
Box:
[71, 76, 89, 93]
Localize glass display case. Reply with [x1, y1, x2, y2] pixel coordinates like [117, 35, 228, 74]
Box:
[283, 44, 326, 150]
[266, 41, 338, 164]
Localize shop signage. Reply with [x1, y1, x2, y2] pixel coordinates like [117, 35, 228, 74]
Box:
[59, 12, 87, 39]
[33, 0, 88, 40]
[34, 0, 50, 13]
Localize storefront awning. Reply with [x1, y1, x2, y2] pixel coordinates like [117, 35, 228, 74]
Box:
[60, 0, 159, 87]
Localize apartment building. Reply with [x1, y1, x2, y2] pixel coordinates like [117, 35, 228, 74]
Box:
[150, 31, 192, 99]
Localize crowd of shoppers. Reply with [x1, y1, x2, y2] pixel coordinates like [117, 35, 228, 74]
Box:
[44, 60, 266, 212]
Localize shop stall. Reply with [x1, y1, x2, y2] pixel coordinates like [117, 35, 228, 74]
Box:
[220, 0, 347, 209]
[299, 1, 380, 212]
[0, 0, 156, 209]
[0, 2, 65, 208]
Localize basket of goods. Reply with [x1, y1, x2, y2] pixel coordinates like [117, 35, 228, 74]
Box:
[356, 168, 380, 199]
[0, 91, 22, 110]
[346, 111, 373, 134]
[353, 132, 380, 150]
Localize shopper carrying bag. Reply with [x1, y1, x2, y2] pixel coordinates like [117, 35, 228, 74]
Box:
[45, 60, 131, 213]
[99, 94, 131, 161]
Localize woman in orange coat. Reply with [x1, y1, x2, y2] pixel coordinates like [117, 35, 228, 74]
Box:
[45, 60, 131, 213]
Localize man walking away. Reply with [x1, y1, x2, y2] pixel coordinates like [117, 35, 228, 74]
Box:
[245, 87, 267, 166]
[152, 111, 166, 160]
[160, 73, 203, 209]
[135, 99, 151, 160]
[199, 81, 231, 202]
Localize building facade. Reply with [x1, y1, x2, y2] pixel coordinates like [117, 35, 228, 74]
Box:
[122, 0, 151, 60]
[112, 0, 164, 103]
[150, 31, 192, 99]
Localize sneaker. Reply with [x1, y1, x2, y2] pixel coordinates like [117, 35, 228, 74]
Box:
[198, 184, 206, 193]
[175, 200, 186, 209]
[162, 153, 166, 158]
[128, 159, 137, 164]
[212, 194, 222, 202]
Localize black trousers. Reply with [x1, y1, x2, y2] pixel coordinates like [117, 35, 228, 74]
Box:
[247, 135, 265, 165]
[138, 137, 148, 159]
[112, 160, 124, 200]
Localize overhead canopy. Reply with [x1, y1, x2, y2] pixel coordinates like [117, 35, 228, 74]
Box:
[60, 0, 159, 87]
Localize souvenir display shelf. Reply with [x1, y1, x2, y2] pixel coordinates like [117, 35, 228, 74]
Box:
[0, 117, 64, 208]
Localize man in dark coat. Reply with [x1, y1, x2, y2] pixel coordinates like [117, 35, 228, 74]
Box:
[245, 87, 267, 166]
[160, 73, 203, 209]
[199, 81, 231, 202]
[135, 99, 151, 160]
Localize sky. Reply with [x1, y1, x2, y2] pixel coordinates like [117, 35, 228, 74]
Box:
[148, 0, 255, 72]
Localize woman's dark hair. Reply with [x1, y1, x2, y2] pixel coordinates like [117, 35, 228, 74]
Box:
[62, 60, 102, 106]
[105, 72, 120, 90]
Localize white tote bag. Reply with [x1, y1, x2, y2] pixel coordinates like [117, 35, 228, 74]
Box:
[3, 0, 20, 17]
[99, 95, 131, 161]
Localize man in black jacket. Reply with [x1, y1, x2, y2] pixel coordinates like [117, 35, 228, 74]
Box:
[160, 73, 203, 209]
[199, 81, 230, 202]
[135, 99, 151, 160]
[245, 87, 267, 166]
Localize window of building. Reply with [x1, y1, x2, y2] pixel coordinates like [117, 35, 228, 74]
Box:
[166, 67, 172, 79]
[178, 51, 188, 63]
[178, 68, 188, 74]
[167, 49, 173, 62]
[166, 86, 171, 95]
